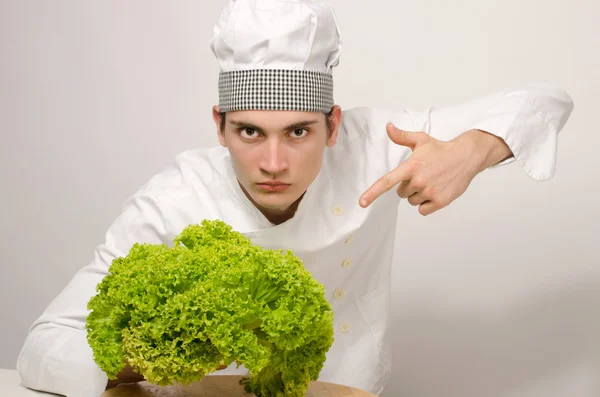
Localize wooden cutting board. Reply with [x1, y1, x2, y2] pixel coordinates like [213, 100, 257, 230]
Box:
[101, 375, 375, 397]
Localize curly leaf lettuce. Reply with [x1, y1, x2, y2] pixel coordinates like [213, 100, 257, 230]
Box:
[86, 219, 334, 397]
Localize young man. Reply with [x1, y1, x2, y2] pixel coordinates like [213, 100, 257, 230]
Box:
[17, 1, 574, 396]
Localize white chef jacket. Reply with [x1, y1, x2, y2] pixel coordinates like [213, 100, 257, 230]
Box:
[17, 83, 573, 397]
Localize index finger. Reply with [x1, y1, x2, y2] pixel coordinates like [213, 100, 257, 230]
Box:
[359, 163, 412, 208]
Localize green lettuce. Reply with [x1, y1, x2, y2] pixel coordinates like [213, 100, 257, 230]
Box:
[86, 219, 334, 397]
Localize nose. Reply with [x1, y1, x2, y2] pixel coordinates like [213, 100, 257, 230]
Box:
[258, 139, 289, 176]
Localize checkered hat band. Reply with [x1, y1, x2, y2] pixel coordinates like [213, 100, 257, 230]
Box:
[218, 69, 334, 113]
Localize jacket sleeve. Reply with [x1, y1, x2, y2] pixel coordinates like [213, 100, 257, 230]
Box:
[375, 83, 573, 180]
[407, 82, 574, 180]
[16, 192, 169, 397]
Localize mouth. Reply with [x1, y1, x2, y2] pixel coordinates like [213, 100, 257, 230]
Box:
[256, 181, 291, 192]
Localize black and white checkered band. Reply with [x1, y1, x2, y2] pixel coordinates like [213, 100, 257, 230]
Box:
[218, 69, 334, 113]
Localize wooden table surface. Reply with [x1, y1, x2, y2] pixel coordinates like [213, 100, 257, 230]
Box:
[101, 375, 375, 397]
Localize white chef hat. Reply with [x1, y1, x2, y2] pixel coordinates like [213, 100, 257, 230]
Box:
[210, 0, 343, 113]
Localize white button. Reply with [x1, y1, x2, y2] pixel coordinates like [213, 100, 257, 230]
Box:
[342, 258, 352, 268]
[332, 205, 344, 216]
[340, 322, 350, 333]
[345, 235, 354, 244]
[334, 288, 345, 300]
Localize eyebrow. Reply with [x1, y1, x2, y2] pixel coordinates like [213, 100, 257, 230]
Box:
[228, 119, 319, 132]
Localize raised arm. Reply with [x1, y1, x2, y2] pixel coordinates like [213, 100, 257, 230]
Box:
[359, 83, 574, 214]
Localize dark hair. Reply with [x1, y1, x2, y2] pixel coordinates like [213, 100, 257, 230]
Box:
[219, 109, 334, 137]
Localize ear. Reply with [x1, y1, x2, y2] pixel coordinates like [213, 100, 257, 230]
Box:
[326, 105, 342, 147]
[212, 105, 227, 147]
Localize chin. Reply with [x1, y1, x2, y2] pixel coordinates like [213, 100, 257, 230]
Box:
[255, 197, 293, 211]
[252, 191, 297, 210]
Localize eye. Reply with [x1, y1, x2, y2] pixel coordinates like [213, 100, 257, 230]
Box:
[239, 128, 260, 140]
[289, 128, 308, 139]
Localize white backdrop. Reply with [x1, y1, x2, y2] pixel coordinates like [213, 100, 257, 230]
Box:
[1, 1, 599, 396]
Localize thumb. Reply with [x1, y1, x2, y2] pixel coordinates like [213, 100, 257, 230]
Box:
[386, 123, 423, 149]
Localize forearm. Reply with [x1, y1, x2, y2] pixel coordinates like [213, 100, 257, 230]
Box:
[17, 325, 109, 397]
[423, 83, 574, 180]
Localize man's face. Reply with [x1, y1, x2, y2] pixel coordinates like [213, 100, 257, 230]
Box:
[213, 106, 341, 216]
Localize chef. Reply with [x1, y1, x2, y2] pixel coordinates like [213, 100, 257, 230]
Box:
[16, 0, 574, 396]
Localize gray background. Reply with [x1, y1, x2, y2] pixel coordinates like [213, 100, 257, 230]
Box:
[1, 1, 598, 396]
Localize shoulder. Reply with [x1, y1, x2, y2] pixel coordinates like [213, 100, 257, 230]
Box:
[338, 107, 373, 140]
[127, 147, 230, 232]
[341, 105, 419, 124]
[327, 106, 416, 180]
[138, 147, 226, 198]
[336, 106, 418, 149]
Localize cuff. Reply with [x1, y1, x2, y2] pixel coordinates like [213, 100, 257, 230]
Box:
[469, 88, 573, 181]
[18, 327, 109, 397]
